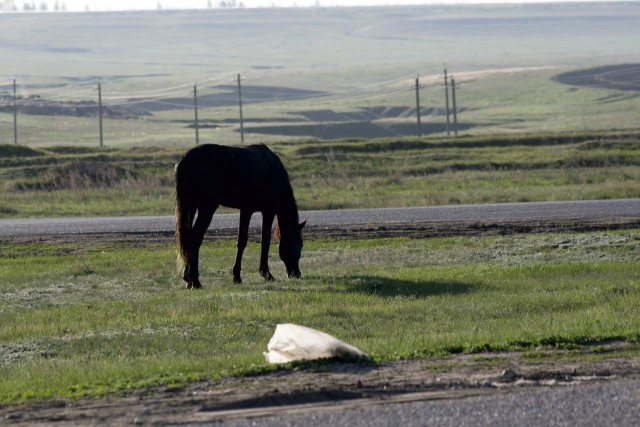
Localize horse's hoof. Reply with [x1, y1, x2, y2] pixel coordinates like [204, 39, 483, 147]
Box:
[287, 270, 301, 279]
[260, 271, 275, 281]
[233, 276, 242, 284]
[186, 280, 202, 290]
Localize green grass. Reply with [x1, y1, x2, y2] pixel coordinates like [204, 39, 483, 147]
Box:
[1, 230, 639, 402]
[2, 4, 640, 147]
[2, 4, 639, 406]
[1, 130, 640, 217]
[3, 68, 640, 149]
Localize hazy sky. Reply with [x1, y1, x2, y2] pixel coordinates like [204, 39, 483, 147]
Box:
[26, 0, 619, 12]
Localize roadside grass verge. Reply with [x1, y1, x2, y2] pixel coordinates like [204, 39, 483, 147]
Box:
[1, 230, 639, 403]
[1, 130, 640, 217]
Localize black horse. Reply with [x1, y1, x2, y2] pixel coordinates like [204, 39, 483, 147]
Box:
[175, 143, 305, 289]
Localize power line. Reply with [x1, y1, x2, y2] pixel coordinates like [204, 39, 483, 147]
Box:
[4, 71, 461, 143]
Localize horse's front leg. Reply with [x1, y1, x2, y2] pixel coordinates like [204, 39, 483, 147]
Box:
[232, 209, 253, 284]
[186, 205, 216, 289]
[259, 211, 275, 281]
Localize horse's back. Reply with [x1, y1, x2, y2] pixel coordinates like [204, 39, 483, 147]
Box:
[179, 143, 278, 169]
[176, 144, 288, 210]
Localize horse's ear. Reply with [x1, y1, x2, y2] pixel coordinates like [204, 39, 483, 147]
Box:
[273, 220, 281, 242]
[299, 219, 307, 230]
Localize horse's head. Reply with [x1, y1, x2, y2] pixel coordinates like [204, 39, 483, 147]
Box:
[278, 219, 306, 278]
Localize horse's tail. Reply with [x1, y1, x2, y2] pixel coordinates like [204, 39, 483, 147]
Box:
[174, 160, 194, 274]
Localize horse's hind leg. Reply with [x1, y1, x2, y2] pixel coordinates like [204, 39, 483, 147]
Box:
[232, 209, 253, 284]
[186, 204, 216, 289]
[259, 211, 275, 281]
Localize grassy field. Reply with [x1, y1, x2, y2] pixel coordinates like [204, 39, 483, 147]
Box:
[1, 130, 639, 217]
[2, 67, 640, 148]
[1, 2, 640, 407]
[1, 3, 640, 145]
[4, 3, 638, 85]
[1, 230, 639, 402]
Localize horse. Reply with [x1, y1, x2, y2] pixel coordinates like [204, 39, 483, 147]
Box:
[174, 143, 305, 289]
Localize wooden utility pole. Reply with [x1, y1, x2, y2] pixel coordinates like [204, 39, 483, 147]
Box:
[444, 68, 450, 136]
[415, 76, 422, 137]
[13, 79, 17, 144]
[98, 82, 104, 147]
[237, 73, 244, 143]
[193, 84, 200, 145]
[451, 77, 458, 136]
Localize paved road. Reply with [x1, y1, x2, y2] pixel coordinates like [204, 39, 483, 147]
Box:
[0, 199, 639, 236]
[219, 378, 640, 427]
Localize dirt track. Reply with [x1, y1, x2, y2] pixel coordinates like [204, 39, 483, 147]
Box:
[2, 342, 639, 425]
[553, 63, 640, 92]
[2, 218, 640, 425]
[4, 216, 640, 247]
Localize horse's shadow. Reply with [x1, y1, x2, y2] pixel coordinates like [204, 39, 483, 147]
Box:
[339, 275, 475, 298]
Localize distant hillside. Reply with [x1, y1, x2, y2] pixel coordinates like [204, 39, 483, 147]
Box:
[1, 2, 638, 91]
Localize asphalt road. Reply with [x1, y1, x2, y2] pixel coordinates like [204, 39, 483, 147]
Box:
[219, 378, 640, 427]
[0, 199, 639, 237]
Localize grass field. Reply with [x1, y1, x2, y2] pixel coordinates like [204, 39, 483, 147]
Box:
[1, 3, 640, 145]
[2, 67, 640, 147]
[1, 130, 640, 217]
[1, 2, 640, 408]
[1, 230, 639, 402]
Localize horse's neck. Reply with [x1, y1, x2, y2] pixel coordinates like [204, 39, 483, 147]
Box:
[276, 192, 299, 234]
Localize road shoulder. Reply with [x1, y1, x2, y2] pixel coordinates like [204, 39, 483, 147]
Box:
[2, 341, 638, 425]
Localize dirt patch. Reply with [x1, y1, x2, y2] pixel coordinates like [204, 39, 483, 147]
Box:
[553, 63, 640, 92]
[0, 145, 44, 159]
[1, 341, 638, 425]
[2, 216, 639, 248]
[245, 120, 475, 139]
[300, 217, 640, 241]
[132, 85, 329, 113]
[0, 95, 149, 119]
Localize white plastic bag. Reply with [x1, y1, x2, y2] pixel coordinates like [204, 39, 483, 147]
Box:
[264, 323, 369, 364]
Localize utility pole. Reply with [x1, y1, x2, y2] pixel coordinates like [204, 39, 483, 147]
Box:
[193, 83, 199, 145]
[444, 67, 450, 136]
[98, 82, 103, 147]
[451, 77, 458, 136]
[415, 76, 422, 138]
[13, 79, 18, 144]
[237, 73, 244, 143]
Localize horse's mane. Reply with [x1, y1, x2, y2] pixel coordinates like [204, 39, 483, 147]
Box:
[271, 147, 299, 230]
[272, 188, 299, 243]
